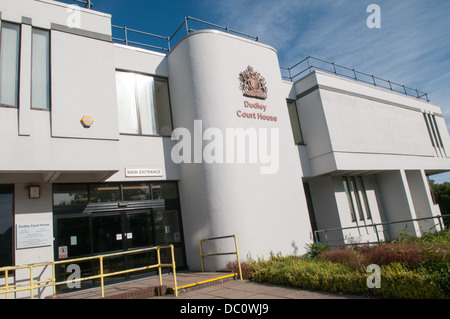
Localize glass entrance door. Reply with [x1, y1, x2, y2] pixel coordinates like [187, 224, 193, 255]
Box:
[124, 211, 154, 249]
[54, 207, 185, 291]
[0, 185, 14, 268]
[92, 214, 124, 254]
[123, 211, 156, 272]
[91, 210, 157, 278]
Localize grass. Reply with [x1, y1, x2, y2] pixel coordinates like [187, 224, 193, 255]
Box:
[228, 228, 450, 299]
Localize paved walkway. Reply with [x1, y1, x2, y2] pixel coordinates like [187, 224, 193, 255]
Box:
[152, 279, 369, 299]
[51, 271, 370, 299]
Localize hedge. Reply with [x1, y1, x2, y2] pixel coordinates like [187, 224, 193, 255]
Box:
[246, 254, 448, 299]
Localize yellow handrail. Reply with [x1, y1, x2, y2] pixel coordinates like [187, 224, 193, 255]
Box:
[199, 234, 242, 280]
[0, 244, 178, 299]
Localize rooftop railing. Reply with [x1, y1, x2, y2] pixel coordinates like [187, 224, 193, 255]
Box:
[68, 0, 429, 102]
[112, 16, 259, 53]
[281, 56, 430, 102]
[72, 0, 93, 9]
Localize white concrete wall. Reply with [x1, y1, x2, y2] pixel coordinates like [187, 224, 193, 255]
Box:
[294, 71, 450, 176]
[108, 44, 180, 182]
[51, 30, 119, 141]
[0, 0, 112, 35]
[308, 176, 343, 245]
[375, 170, 419, 239]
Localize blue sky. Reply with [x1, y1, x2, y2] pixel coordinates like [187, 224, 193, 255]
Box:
[59, 0, 450, 182]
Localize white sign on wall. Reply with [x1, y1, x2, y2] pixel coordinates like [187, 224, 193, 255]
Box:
[125, 168, 164, 177]
[16, 223, 53, 249]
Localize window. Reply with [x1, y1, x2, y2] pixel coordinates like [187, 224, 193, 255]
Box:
[0, 23, 20, 107]
[357, 176, 372, 220]
[53, 182, 179, 214]
[342, 177, 357, 222]
[53, 184, 89, 206]
[89, 183, 121, 203]
[116, 71, 173, 136]
[342, 176, 372, 222]
[0, 185, 14, 268]
[423, 112, 446, 157]
[32, 28, 50, 109]
[287, 100, 304, 145]
[122, 183, 152, 201]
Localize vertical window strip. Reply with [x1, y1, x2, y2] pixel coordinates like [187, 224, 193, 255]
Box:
[357, 176, 372, 220]
[423, 113, 436, 147]
[427, 113, 444, 157]
[343, 177, 357, 223]
[431, 115, 446, 156]
[0, 22, 21, 107]
[286, 100, 304, 145]
[31, 28, 51, 109]
[427, 114, 440, 148]
[349, 177, 365, 221]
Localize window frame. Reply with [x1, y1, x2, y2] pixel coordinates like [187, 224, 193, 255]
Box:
[286, 99, 305, 145]
[423, 112, 447, 157]
[0, 22, 21, 109]
[342, 176, 373, 223]
[342, 177, 357, 223]
[31, 27, 51, 111]
[115, 69, 174, 137]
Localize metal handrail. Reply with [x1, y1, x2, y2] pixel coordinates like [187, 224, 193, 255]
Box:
[72, 0, 428, 102]
[281, 56, 430, 102]
[112, 16, 259, 53]
[72, 0, 93, 9]
[314, 214, 449, 247]
[199, 234, 243, 280]
[0, 244, 178, 299]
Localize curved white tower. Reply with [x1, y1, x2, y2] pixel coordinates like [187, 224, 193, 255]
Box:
[167, 30, 313, 270]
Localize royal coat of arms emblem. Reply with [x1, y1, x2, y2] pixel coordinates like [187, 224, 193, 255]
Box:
[239, 66, 268, 100]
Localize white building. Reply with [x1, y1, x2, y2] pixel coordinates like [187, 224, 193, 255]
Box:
[0, 0, 449, 298]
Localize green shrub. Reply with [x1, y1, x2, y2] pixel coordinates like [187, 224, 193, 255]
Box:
[245, 229, 450, 298]
[304, 242, 329, 259]
[248, 254, 449, 299]
[374, 263, 446, 299]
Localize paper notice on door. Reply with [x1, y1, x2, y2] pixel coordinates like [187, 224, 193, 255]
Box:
[126, 233, 133, 239]
[70, 236, 77, 246]
[116, 234, 122, 240]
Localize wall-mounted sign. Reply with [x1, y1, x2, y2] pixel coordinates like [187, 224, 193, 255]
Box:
[28, 185, 40, 199]
[125, 168, 164, 177]
[58, 246, 68, 259]
[239, 65, 268, 100]
[236, 100, 278, 122]
[16, 223, 52, 249]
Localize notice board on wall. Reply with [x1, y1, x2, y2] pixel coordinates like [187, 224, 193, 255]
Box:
[16, 223, 52, 249]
